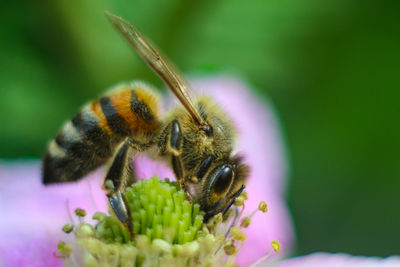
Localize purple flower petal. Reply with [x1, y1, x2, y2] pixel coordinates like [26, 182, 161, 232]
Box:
[0, 76, 293, 266]
[0, 158, 173, 267]
[0, 162, 105, 267]
[276, 253, 400, 267]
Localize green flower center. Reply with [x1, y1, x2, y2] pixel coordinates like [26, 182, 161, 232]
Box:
[57, 176, 278, 267]
[94, 177, 204, 244]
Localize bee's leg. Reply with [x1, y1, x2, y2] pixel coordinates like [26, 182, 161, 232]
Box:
[102, 139, 137, 236]
[192, 155, 213, 184]
[171, 155, 192, 201]
[167, 120, 192, 200]
[168, 119, 182, 156]
[103, 138, 154, 236]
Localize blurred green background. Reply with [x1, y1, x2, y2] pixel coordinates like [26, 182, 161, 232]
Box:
[1, 0, 399, 257]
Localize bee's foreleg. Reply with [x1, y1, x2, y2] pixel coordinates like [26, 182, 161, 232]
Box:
[168, 119, 182, 156]
[172, 154, 192, 201]
[103, 139, 137, 237]
[167, 120, 183, 180]
[166, 120, 192, 201]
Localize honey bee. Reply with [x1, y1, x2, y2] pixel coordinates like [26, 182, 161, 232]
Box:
[42, 11, 248, 231]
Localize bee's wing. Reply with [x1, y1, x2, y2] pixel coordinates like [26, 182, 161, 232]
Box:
[106, 11, 205, 125]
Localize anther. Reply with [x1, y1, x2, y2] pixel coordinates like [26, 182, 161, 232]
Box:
[92, 212, 107, 222]
[240, 217, 251, 228]
[224, 240, 236, 255]
[271, 240, 281, 252]
[57, 241, 73, 256]
[62, 224, 74, 234]
[230, 226, 246, 241]
[234, 196, 244, 207]
[75, 208, 86, 217]
[258, 201, 268, 213]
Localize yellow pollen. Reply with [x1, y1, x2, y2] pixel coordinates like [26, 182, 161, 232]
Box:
[240, 217, 251, 228]
[230, 226, 246, 241]
[258, 201, 268, 213]
[271, 240, 281, 252]
[234, 196, 244, 206]
[224, 240, 237, 255]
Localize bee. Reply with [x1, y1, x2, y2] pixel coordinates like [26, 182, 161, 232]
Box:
[42, 11, 248, 232]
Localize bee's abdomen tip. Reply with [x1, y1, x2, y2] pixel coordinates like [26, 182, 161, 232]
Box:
[41, 153, 61, 184]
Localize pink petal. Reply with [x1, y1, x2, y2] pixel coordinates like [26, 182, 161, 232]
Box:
[0, 158, 172, 267]
[0, 162, 105, 267]
[276, 253, 400, 267]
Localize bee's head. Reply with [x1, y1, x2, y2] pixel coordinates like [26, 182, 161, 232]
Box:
[195, 155, 249, 221]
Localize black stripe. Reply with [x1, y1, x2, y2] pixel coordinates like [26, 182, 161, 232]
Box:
[55, 123, 80, 152]
[74, 111, 112, 156]
[100, 96, 131, 136]
[45, 108, 118, 184]
[130, 91, 155, 122]
[62, 111, 111, 159]
[54, 130, 90, 158]
[55, 131, 67, 148]
[71, 112, 84, 131]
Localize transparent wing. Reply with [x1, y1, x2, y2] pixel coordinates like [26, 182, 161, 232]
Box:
[106, 11, 205, 126]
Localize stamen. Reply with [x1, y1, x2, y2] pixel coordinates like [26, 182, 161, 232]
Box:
[249, 240, 281, 267]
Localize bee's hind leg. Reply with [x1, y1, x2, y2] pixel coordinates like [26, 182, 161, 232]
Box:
[102, 139, 139, 237]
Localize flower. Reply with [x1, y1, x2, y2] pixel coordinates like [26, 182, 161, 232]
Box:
[58, 177, 273, 266]
[0, 75, 293, 266]
[2, 75, 397, 267]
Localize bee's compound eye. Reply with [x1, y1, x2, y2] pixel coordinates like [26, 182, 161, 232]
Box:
[211, 165, 233, 196]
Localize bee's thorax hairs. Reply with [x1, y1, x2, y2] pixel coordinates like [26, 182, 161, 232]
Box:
[158, 96, 236, 173]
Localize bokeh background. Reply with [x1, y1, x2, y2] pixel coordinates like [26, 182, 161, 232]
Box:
[1, 0, 399, 258]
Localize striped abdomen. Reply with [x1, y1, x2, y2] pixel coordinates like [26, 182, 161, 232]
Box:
[42, 82, 160, 184]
